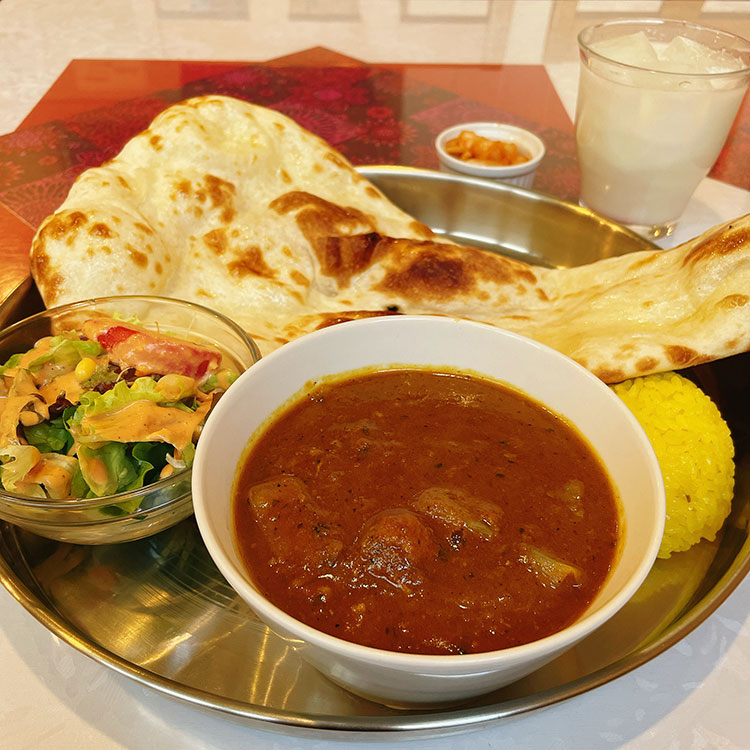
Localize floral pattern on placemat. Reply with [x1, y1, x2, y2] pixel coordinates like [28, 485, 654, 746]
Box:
[62, 94, 180, 155]
[0, 122, 98, 192]
[0, 167, 89, 228]
[0, 63, 582, 230]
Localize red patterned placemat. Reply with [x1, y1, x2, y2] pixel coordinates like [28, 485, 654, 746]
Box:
[0, 62, 581, 230]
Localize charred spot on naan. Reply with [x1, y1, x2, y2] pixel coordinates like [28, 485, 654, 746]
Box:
[172, 174, 237, 223]
[31, 211, 94, 302]
[636, 356, 659, 373]
[664, 345, 711, 368]
[376, 241, 539, 303]
[290, 270, 310, 287]
[271, 191, 383, 284]
[126, 244, 149, 268]
[683, 223, 750, 266]
[316, 233, 385, 285]
[271, 192, 442, 287]
[203, 228, 228, 255]
[409, 220, 437, 239]
[592, 365, 627, 384]
[272, 191, 373, 233]
[29, 244, 65, 304]
[38, 210, 88, 243]
[134, 222, 154, 236]
[627, 253, 661, 272]
[597, 346, 712, 383]
[175, 179, 192, 200]
[204, 175, 237, 222]
[325, 153, 349, 171]
[226, 246, 276, 279]
[88, 222, 117, 239]
[378, 248, 468, 298]
[717, 293, 749, 309]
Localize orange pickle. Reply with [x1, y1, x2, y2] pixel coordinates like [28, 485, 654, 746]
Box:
[445, 130, 530, 166]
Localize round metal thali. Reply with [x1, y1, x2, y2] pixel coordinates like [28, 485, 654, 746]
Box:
[0, 167, 748, 735]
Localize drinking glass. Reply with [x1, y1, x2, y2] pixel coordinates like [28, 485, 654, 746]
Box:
[575, 18, 750, 239]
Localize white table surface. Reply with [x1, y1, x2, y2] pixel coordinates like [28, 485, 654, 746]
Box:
[2, 2, 750, 747]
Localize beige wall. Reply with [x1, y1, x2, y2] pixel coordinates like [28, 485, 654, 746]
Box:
[150, 1, 750, 64]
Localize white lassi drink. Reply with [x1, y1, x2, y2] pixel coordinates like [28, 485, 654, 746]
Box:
[575, 21, 750, 236]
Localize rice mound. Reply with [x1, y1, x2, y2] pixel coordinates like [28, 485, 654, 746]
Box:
[612, 372, 735, 559]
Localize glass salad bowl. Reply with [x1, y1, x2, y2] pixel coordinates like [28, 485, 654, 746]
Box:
[0, 296, 261, 544]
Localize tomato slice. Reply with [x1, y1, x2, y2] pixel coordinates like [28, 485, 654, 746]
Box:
[82, 317, 222, 379]
[95, 324, 136, 349]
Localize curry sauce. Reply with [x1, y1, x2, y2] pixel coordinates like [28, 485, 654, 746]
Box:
[233, 369, 619, 655]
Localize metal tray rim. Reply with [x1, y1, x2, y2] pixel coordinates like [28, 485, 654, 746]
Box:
[3, 539, 748, 734]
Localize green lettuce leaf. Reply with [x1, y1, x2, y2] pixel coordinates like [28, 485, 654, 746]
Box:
[30, 453, 78, 499]
[181, 441, 196, 469]
[128, 444, 157, 490]
[0, 447, 79, 500]
[132, 441, 171, 476]
[0, 352, 22, 377]
[82, 378, 164, 412]
[200, 370, 238, 393]
[0, 444, 42, 495]
[23, 417, 74, 454]
[70, 462, 89, 499]
[78, 442, 140, 497]
[72, 377, 193, 420]
[77, 441, 170, 506]
[27, 334, 103, 372]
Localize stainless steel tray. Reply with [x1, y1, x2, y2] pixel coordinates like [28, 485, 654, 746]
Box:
[1, 167, 748, 736]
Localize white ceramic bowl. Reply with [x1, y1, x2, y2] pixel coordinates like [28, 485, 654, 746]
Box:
[435, 121, 545, 187]
[193, 316, 664, 707]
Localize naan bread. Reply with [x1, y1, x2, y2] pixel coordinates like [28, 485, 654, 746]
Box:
[30, 95, 750, 383]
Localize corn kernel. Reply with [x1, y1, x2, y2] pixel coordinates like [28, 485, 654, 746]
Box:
[74, 357, 97, 381]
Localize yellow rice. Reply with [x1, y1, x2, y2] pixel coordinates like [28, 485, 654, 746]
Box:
[612, 372, 734, 559]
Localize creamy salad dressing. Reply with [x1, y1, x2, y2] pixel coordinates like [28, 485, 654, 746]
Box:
[0, 317, 237, 503]
[79, 397, 211, 450]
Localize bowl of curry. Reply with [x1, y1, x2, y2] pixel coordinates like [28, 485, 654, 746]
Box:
[192, 315, 665, 707]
